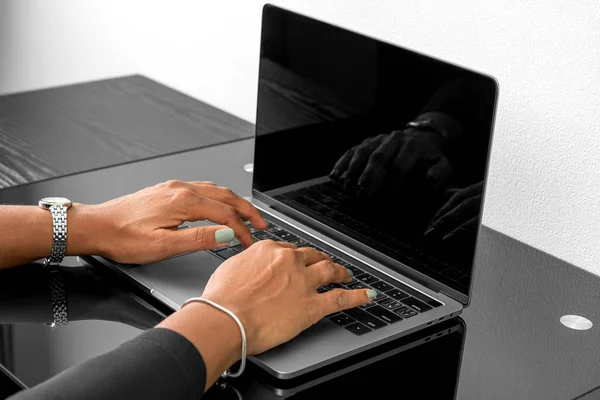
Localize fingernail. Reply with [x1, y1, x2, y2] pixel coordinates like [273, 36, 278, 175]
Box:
[215, 228, 235, 244]
[366, 289, 377, 299]
[345, 268, 354, 278]
[424, 226, 435, 236]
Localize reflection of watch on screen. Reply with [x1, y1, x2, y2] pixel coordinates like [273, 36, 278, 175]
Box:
[406, 111, 462, 147]
[39, 197, 72, 327]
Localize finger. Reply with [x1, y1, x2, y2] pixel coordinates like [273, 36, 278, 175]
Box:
[441, 216, 478, 243]
[307, 259, 353, 288]
[318, 288, 377, 318]
[430, 181, 483, 223]
[425, 194, 481, 238]
[186, 195, 255, 247]
[295, 247, 330, 266]
[359, 131, 406, 195]
[184, 183, 267, 230]
[163, 225, 236, 256]
[330, 147, 357, 180]
[425, 157, 453, 188]
[344, 135, 386, 191]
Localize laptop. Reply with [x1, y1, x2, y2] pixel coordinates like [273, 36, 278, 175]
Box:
[83, 4, 498, 379]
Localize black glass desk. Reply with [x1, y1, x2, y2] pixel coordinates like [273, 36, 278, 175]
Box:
[1, 139, 599, 399]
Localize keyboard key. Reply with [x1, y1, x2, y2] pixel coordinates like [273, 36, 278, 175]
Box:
[329, 314, 356, 326]
[344, 322, 373, 336]
[266, 225, 284, 233]
[356, 273, 379, 284]
[359, 302, 377, 309]
[386, 288, 409, 301]
[289, 238, 308, 246]
[272, 231, 297, 240]
[215, 248, 238, 260]
[254, 232, 274, 240]
[371, 281, 394, 292]
[346, 282, 370, 290]
[379, 298, 401, 310]
[230, 245, 245, 253]
[373, 292, 387, 302]
[401, 297, 433, 313]
[341, 263, 363, 276]
[365, 305, 403, 324]
[226, 238, 242, 248]
[393, 306, 418, 318]
[344, 308, 387, 329]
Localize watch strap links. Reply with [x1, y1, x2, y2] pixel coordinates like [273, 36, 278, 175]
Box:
[45, 205, 68, 267]
[47, 269, 68, 328]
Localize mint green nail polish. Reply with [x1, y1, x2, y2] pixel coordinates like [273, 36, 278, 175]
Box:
[345, 268, 354, 278]
[366, 289, 377, 299]
[215, 228, 234, 243]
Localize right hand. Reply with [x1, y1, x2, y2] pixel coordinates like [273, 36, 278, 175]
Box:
[201, 240, 375, 355]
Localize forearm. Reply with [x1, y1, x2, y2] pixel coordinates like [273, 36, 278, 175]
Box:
[8, 328, 207, 400]
[0, 204, 104, 269]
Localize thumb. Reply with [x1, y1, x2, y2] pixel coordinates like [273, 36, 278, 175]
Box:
[164, 226, 236, 257]
[426, 157, 452, 184]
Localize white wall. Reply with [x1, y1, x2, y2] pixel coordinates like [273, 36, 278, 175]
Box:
[1, 0, 599, 276]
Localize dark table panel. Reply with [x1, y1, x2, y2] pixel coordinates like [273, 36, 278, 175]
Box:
[1, 139, 599, 399]
[0, 75, 254, 189]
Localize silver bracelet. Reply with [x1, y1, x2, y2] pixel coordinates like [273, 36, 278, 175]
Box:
[181, 297, 247, 378]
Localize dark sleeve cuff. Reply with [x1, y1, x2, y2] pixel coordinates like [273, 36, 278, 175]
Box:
[8, 328, 207, 400]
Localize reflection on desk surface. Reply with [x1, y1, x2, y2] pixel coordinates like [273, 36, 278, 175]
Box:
[205, 318, 465, 399]
[0, 260, 464, 399]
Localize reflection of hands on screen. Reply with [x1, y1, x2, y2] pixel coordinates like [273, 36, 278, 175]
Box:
[423, 181, 483, 244]
[329, 127, 452, 198]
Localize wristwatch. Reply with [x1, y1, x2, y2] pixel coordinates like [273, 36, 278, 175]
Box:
[39, 197, 72, 327]
[405, 111, 463, 147]
[38, 197, 73, 267]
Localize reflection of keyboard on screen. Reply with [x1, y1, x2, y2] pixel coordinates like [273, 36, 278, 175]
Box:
[272, 181, 471, 290]
[209, 220, 443, 336]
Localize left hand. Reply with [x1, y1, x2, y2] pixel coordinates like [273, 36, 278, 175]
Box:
[82, 180, 267, 264]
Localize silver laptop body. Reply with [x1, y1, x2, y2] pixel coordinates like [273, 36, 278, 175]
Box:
[84, 4, 498, 379]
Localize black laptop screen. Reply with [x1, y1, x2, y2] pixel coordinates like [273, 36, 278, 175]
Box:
[253, 5, 497, 299]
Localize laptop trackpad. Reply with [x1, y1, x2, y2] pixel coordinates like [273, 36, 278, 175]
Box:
[129, 251, 223, 307]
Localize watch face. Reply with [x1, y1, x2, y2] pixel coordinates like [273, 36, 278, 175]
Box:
[39, 197, 72, 209]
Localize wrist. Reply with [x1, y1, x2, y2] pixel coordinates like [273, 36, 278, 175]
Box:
[157, 302, 242, 389]
[66, 203, 110, 257]
[407, 111, 462, 148]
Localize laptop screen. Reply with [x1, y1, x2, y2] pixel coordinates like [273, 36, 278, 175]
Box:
[253, 5, 497, 301]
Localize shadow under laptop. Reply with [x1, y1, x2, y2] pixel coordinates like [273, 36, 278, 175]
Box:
[205, 317, 466, 400]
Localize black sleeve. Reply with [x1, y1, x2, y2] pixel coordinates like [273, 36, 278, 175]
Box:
[8, 328, 207, 400]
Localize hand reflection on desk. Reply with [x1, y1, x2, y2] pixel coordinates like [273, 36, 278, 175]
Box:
[0, 262, 163, 330]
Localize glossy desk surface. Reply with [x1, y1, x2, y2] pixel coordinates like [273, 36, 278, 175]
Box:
[1, 139, 599, 399]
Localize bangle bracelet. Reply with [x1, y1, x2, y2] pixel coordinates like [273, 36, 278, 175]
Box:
[181, 297, 247, 378]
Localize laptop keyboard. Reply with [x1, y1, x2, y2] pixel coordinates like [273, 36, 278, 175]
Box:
[209, 220, 443, 336]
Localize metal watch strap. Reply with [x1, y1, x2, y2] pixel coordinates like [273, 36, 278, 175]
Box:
[47, 269, 68, 327]
[45, 205, 68, 267]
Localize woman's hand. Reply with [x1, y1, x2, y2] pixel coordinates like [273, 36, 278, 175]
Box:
[158, 240, 376, 389]
[330, 128, 452, 198]
[83, 180, 267, 265]
[202, 240, 373, 355]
